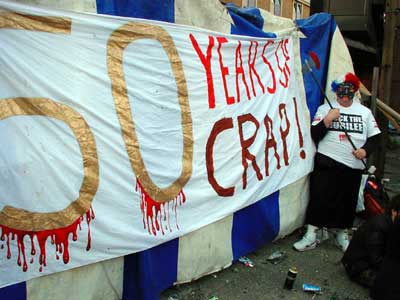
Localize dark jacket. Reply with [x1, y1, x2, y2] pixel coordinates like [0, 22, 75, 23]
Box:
[370, 218, 400, 300]
[341, 213, 392, 278]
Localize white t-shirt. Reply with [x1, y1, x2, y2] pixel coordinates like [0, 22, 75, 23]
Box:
[312, 99, 381, 169]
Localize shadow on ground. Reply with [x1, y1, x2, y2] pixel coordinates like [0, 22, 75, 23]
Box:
[161, 141, 400, 300]
[161, 232, 370, 300]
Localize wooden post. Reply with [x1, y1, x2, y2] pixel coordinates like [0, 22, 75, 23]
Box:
[374, 0, 397, 177]
[370, 67, 379, 116]
[368, 67, 380, 168]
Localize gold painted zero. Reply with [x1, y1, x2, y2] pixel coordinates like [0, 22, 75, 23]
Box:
[107, 22, 193, 202]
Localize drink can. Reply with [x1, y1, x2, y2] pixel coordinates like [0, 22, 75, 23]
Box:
[302, 283, 321, 293]
[283, 267, 297, 290]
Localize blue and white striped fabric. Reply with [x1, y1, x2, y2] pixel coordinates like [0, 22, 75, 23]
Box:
[0, 1, 353, 300]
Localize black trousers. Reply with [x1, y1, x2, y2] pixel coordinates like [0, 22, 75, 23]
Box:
[306, 153, 363, 229]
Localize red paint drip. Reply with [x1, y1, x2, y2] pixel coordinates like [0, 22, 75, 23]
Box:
[292, 97, 306, 159]
[136, 179, 186, 236]
[0, 207, 95, 273]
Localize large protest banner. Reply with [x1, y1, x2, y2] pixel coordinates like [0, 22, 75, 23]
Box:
[0, 0, 315, 288]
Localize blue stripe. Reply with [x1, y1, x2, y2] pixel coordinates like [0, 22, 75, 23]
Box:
[96, 2, 177, 300]
[296, 13, 337, 119]
[0, 2, 178, 298]
[226, 5, 276, 38]
[0, 282, 26, 300]
[232, 192, 280, 260]
[122, 238, 179, 300]
[96, 0, 175, 23]
[225, 3, 280, 263]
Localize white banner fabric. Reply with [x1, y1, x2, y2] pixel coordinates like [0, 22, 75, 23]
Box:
[0, 1, 314, 287]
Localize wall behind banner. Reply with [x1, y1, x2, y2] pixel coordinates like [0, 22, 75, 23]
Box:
[0, 1, 341, 299]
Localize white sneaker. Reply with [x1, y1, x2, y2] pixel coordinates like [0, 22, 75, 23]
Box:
[335, 229, 350, 252]
[293, 225, 318, 251]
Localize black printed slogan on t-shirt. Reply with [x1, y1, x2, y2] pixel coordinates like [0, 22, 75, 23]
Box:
[328, 113, 364, 133]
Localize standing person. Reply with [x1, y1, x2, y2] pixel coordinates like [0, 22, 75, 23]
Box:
[293, 72, 381, 252]
[370, 194, 400, 300]
[341, 195, 400, 288]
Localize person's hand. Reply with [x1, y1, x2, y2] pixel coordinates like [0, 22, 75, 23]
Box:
[323, 108, 340, 127]
[352, 148, 367, 160]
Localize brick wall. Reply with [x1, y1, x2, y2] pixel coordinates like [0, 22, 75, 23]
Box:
[220, 0, 310, 19]
[302, 3, 310, 18]
[281, 0, 294, 18]
[257, 0, 271, 11]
